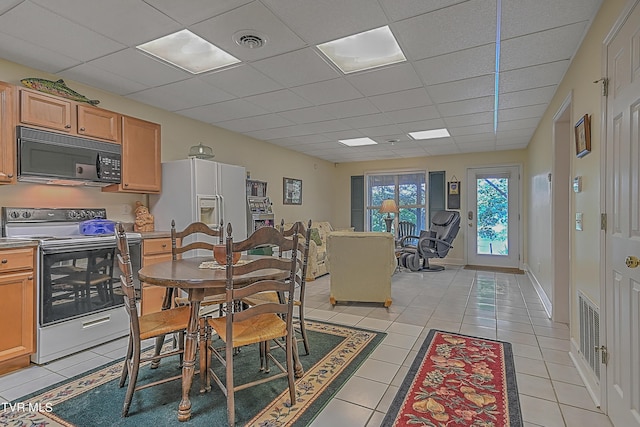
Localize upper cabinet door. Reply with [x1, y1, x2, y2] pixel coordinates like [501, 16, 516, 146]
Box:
[20, 89, 74, 133]
[105, 115, 161, 194]
[77, 105, 121, 143]
[0, 82, 15, 184]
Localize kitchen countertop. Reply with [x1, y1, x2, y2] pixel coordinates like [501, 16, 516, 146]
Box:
[139, 231, 171, 239]
[0, 238, 39, 249]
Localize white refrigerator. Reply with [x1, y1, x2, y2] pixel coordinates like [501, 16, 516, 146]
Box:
[149, 158, 247, 242]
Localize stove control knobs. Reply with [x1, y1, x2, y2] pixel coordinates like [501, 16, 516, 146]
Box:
[9, 211, 20, 219]
[21, 211, 31, 219]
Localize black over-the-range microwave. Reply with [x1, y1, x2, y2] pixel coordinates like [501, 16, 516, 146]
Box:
[17, 126, 122, 187]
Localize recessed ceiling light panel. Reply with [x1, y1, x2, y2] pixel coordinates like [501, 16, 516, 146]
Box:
[137, 29, 240, 74]
[339, 137, 378, 146]
[409, 129, 451, 140]
[317, 26, 406, 74]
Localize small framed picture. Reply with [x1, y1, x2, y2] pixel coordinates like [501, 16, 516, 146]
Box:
[283, 177, 302, 205]
[575, 114, 591, 158]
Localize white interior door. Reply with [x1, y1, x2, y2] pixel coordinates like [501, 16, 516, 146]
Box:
[604, 2, 640, 425]
[466, 166, 521, 269]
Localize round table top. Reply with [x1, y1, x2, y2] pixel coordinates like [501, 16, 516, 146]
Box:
[138, 255, 288, 290]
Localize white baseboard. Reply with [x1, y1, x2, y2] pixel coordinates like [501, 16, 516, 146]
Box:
[525, 265, 552, 318]
[569, 338, 602, 409]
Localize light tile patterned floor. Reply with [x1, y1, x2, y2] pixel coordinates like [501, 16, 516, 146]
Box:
[0, 266, 614, 427]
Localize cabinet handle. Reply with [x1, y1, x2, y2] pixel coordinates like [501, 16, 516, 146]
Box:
[28, 276, 33, 280]
[64, 124, 71, 129]
[79, 127, 86, 131]
[1, 259, 7, 263]
[124, 183, 129, 187]
[7, 174, 12, 178]
[161, 244, 167, 248]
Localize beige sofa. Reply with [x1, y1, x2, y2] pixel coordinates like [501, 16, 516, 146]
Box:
[326, 231, 396, 307]
[283, 221, 337, 281]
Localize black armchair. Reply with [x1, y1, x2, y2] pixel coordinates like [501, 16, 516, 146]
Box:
[399, 210, 460, 271]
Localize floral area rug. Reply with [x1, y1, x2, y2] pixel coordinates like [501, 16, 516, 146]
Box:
[383, 329, 523, 427]
[1, 321, 384, 427]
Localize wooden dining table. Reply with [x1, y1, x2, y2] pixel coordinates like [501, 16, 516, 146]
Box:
[138, 255, 296, 422]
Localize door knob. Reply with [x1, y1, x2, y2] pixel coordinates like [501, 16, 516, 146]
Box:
[625, 255, 639, 268]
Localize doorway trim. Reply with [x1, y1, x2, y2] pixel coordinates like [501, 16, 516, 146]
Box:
[551, 92, 572, 324]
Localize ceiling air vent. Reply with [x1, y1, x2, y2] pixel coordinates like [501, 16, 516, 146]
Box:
[233, 31, 266, 49]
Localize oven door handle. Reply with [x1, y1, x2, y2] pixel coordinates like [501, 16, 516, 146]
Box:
[41, 241, 117, 254]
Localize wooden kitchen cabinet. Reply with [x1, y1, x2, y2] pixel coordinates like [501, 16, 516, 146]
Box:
[103, 115, 161, 194]
[0, 82, 16, 184]
[19, 88, 121, 143]
[141, 237, 173, 315]
[0, 247, 36, 375]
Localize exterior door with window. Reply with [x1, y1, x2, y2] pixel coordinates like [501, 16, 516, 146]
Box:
[603, 2, 640, 425]
[466, 166, 521, 269]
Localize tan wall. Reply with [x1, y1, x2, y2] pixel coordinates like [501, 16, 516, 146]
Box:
[525, 0, 627, 334]
[0, 59, 334, 229]
[332, 150, 528, 264]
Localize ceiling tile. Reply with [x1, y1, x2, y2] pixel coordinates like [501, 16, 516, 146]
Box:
[500, 22, 588, 71]
[88, 48, 191, 87]
[252, 48, 340, 87]
[60, 63, 148, 96]
[361, 126, 407, 138]
[368, 88, 432, 112]
[414, 44, 495, 86]
[199, 64, 282, 97]
[449, 123, 493, 136]
[178, 98, 268, 123]
[244, 89, 313, 112]
[215, 113, 294, 132]
[397, 118, 447, 133]
[0, 0, 21, 14]
[379, 0, 469, 22]
[278, 106, 336, 124]
[384, 106, 439, 124]
[191, 1, 305, 62]
[291, 78, 363, 105]
[126, 78, 235, 111]
[498, 118, 540, 131]
[0, 34, 81, 74]
[261, 0, 388, 44]
[428, 75, 495, 104]
[347, 62, 422, 96]
[438, 96, 494, 117]
[320, 98, 380, 119]
[342, 113, 393, 129]
[394, 0, 496, 61]
[498, 86, 556, 109]
[501, 0, 602, 39]
[444, 111, 493, 128]
[143, 0, 253, 26]
[32, 0, 181, 46]
[0, 2, 125, 62]
[499, 61, 568, 93]
[498, 104, 547, 122]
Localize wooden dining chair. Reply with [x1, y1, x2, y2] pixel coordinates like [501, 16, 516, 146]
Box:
[243, 219, 313, 355]
[205, 223, 301, 427]
[115, 222, 191, 417]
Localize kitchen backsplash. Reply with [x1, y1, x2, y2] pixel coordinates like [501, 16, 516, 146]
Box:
[0, 182, 141, 225]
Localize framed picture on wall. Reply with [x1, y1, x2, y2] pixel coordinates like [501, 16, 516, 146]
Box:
[283, 177, 302, 205]
[575, 114, 591, 158]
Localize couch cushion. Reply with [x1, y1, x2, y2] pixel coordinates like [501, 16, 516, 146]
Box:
[309, 228, 322, 246]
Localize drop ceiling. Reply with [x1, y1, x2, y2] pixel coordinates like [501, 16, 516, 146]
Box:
[0, 0, 603, 163]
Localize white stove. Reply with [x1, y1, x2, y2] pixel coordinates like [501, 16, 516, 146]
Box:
[2, 207, 142, 364]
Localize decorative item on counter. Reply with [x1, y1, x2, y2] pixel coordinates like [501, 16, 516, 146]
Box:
[188, 143, 215, 159]
[134, 201, 155, 232]
[20, 77, 100, 106]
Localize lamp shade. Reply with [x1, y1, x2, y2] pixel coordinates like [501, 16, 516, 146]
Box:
[379, 199, 398, 214]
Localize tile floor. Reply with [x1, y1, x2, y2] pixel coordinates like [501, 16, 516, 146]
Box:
[0, 266, 614, 427]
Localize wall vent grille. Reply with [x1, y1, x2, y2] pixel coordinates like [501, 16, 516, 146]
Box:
[578, 291, 600, 379]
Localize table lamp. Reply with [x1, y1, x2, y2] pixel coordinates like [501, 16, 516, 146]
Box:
[379, 199, 398, 233]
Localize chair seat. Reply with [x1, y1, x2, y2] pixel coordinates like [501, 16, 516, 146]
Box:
[139, 305, 191, 341]
[208, 313, 287, 348]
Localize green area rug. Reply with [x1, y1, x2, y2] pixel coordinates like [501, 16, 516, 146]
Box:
[2, 321, 384, 426]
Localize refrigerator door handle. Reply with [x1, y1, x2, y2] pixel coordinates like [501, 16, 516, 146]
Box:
[217, 194, 224, 227]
